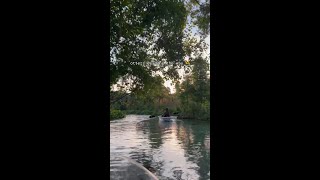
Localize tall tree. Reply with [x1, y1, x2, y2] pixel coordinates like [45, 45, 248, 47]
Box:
[191, 56, 209, 103]
[110, 0, 188, 92]
[110, 0, 211, 89]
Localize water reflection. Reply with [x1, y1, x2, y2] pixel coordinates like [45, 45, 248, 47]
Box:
[110, 115, 210, 180]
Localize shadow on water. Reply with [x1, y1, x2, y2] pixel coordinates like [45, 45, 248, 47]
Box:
[110, 115, 210, 180]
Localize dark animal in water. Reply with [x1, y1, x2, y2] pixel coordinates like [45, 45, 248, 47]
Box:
[149, 115, 155, 118]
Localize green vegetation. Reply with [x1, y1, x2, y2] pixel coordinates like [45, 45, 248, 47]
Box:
[110, 109, 125, 120]
[176, 57, 210, 120]
[110, 0, 211, 120]
[111, 61, 210, 120]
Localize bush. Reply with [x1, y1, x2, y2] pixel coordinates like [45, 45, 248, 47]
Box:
[138, 110, 150, 115]
[178, 100, 210, 120]
[145, 110, 153, 115]
[124, 109, 134, 114]
[152, 110, 160, 116]
[119, 104, 127, 110]
[110, 109, 125, 120]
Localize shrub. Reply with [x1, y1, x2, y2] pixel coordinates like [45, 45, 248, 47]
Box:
[110, 109, 125, 120]
[124, 109, 134, 114]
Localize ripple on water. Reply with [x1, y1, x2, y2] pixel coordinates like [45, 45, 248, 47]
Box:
[110, 115, 210, 180]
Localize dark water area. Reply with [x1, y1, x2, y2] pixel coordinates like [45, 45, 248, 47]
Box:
[110, 115, 210, 180]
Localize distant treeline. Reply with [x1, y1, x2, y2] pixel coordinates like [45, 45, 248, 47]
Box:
[111, 57, 210, 121]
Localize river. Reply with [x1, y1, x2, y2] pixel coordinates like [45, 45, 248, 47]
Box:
[110, 115, 210, 180]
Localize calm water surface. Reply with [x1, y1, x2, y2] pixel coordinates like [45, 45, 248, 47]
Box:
[110, 115, 210, 180]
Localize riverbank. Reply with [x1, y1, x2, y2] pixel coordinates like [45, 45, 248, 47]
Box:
[110, 109, 209, 121]
[110, 109, 125, 120]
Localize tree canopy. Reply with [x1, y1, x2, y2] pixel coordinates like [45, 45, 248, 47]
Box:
[111, 0, 189, 91]
[110, 0, 211, 120]
[110, 0, 210, 92]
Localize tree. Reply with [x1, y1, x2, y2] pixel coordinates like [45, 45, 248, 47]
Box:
[177, 56, 210, 119]
[191, 56, 209, 103]
[190, 0, 210, 36]
[110, 0, 211, 119]
[110, 0, 211, 92]
[110, 0, 188, 92]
